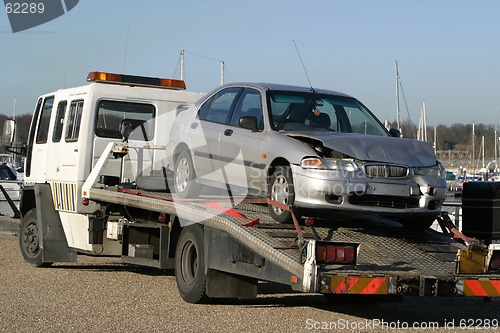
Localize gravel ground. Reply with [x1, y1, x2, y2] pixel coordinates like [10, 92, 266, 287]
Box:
[1, 217, 499, 332]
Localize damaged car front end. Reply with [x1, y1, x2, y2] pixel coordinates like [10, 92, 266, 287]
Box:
[286, 134, 447, 229]
[266, 88, 447, 229]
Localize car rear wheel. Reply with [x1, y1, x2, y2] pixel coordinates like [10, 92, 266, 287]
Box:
[174, 150, 200, 199]
[268, 166, 295, 223]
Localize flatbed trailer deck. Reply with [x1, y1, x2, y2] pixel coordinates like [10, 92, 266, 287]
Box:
[88, 183, 500, 298]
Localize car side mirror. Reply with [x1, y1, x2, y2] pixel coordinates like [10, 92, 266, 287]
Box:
[389, 128, 401, 138]
[239, 116, 258, 131]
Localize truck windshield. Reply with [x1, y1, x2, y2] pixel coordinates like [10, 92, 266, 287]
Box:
[268, 91, 389, 136]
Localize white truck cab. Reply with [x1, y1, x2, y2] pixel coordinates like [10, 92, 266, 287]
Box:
[20, 71, 204, 256]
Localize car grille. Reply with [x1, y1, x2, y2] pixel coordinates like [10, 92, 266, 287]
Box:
[363, 163, 409, 179]
[349, 194, 420, 209]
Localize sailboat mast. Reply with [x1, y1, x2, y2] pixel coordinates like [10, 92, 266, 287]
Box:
[472, 122, 476, 178]
[12, 97, 16, 167]
[482, 136, 485, 168]
[395, 61, 400, 131]
[434, 125, 437, 153]
[423, 102, 428, 142]
[495, 130, 498, 171]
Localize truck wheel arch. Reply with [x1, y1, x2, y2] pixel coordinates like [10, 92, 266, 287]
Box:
[19, 187, 36, 218]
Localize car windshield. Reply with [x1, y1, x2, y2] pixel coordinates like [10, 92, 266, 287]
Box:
[268, 91, 389, 136]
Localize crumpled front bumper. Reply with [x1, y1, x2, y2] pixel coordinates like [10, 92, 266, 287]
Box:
[290, 165, 447, 215]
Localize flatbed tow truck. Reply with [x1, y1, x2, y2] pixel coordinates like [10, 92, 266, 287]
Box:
[9, 72, 500, 303]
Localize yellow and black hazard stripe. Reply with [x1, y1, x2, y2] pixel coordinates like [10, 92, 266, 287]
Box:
[50, 182, 77, 212]
[463, 279, 500, 296]
[330, 277, 389, 295]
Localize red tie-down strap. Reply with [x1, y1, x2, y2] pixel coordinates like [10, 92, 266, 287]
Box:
[203, 202, 260, 227]
[112, 187, 306, 245]
[112, 187, 262, 226]
[110, 187, 306, 235]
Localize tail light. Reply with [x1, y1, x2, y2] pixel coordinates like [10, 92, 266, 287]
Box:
[316, 242, 358, 265]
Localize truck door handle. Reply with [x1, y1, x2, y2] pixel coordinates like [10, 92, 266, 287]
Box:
[191, 122, 198, 129]
[224, 129, 233, 136]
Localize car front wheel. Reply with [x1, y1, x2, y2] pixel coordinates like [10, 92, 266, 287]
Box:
[268, 166, 295, 223]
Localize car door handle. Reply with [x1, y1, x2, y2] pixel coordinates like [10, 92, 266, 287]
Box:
[224, 129, 233, 136]
[191, 122, 198, 129]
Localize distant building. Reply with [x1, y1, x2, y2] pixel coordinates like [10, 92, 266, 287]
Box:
[436, 150, 472, 170]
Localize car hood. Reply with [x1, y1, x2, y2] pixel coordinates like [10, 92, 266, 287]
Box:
[286, 132, 437, 167]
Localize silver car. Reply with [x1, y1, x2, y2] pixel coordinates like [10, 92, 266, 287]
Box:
[167, 83, 446, 229]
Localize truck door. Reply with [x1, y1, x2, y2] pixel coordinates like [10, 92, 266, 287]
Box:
[25, 96, 54, 182]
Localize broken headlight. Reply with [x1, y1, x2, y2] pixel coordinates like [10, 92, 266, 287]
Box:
[414, 161, 445, 178]
[301, 157, 358, 171]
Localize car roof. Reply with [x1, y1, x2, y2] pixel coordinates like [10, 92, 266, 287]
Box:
[220, 82, 353, 98]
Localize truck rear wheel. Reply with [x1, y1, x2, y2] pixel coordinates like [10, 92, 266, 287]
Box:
[175, 224, 209, 303]
[19, 209, 52, 267]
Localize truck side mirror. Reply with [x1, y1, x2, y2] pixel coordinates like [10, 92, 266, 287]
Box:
[239, 116, 258, 131]
[2, 119, 15, 146]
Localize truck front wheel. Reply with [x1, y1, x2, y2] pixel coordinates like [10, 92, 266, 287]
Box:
[19, 209, 52, 267]
[175, 224, 209, 303]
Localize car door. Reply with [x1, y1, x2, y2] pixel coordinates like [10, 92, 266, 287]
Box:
[188, 87, 242, 182]
[217, 88, 266, 193]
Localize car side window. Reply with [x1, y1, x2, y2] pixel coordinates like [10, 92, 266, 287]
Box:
[230, 88, 263, 128]
[199, 88, 241, 124]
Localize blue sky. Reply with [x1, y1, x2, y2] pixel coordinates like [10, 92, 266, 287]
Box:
[1, 0, 499, 126]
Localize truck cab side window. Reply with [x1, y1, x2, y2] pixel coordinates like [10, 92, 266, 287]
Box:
[95, 100, 155, 140]
[52, 101, 67, 142]
[65, 101, 84, 142]
[35, 96, 54, 144]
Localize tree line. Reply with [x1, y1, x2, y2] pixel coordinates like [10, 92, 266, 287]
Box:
[391, 121, 499, 159]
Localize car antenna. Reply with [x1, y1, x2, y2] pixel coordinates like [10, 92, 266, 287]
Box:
[293, 40, 315, 93]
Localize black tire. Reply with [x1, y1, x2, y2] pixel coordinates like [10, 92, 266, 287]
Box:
[268, 165, 295, 223]
[175, 224, 209, 303]
[173, 150, 200, 199]
[19, 209, 52, 267]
